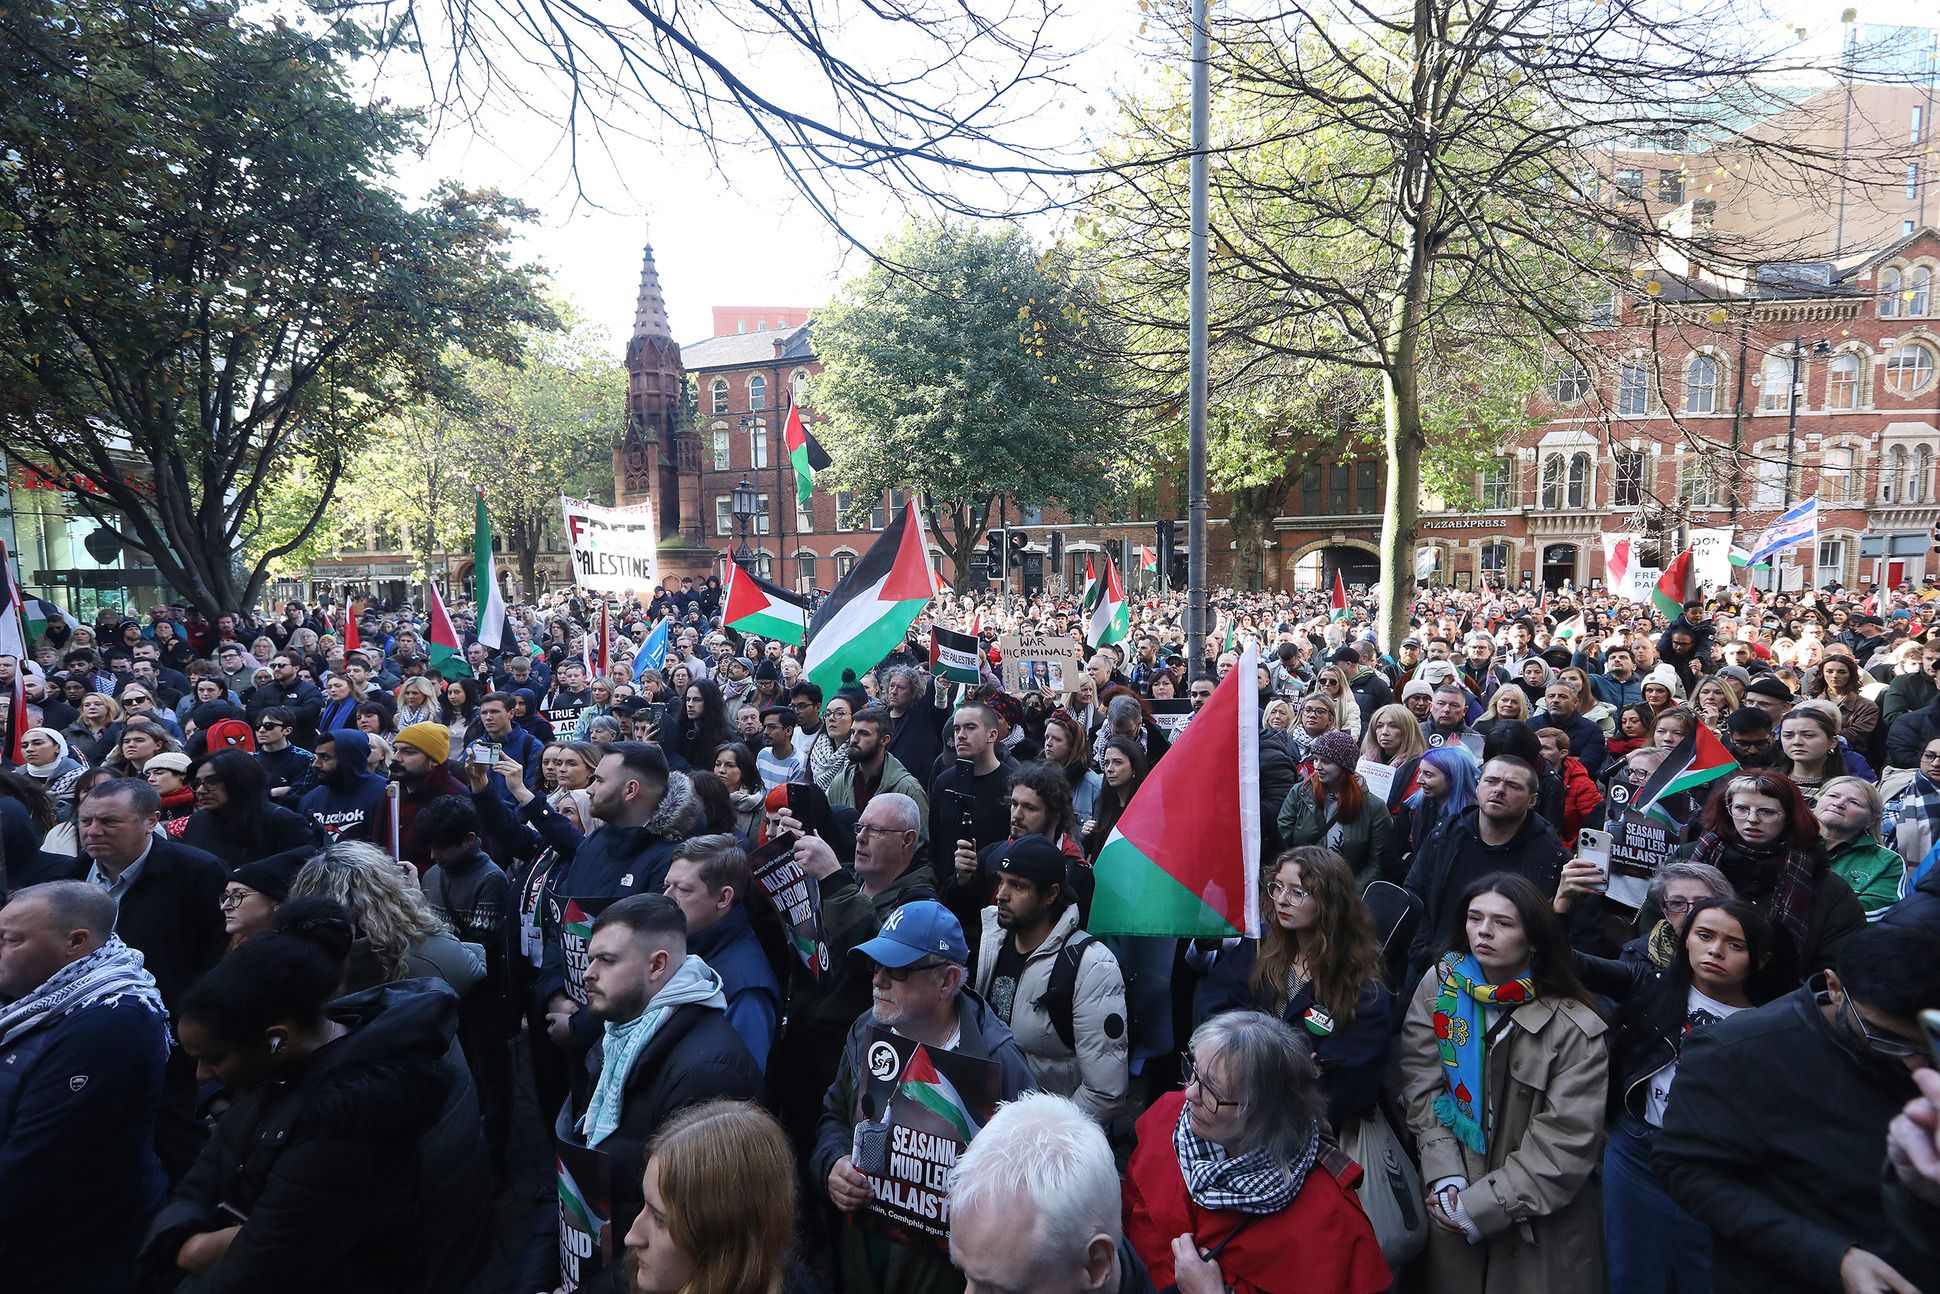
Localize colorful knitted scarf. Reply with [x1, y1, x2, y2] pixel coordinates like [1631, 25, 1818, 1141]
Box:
[1431, 952, 1535, 1156]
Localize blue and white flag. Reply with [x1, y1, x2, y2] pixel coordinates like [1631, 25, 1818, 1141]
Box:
[1747, 498, 1817, 566]
[633, 617, 670, 682]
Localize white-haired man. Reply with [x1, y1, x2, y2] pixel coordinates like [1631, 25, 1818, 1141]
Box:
[950, 1091, 1155, 1294]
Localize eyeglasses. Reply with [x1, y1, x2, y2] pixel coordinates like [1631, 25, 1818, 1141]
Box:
[1267, 881, 1313, 903]
[1660, 896, 1702, 915]
[873, 958, 951, 982]
[1838, 992, 1922, 1058]
[855, 822, 909, 840]
[192, 776, 224, 790]
[1921, 750, 1940, 765]
[218, 890, 255, 908]
[1180, 1050, 1239, 1112]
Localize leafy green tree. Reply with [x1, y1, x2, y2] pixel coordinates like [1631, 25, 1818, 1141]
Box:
[811, 220, 1132, 589]
[0, 0, 550, 616]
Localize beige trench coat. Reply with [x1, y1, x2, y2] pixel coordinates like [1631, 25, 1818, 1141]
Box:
[1397, 966, 1611, 1294]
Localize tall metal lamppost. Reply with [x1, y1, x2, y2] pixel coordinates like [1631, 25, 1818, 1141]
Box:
[731, 477, 759, 572]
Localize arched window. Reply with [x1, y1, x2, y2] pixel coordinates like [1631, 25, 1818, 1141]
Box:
[1481, 541, 1510, 572]
[1541, 454, 1565, 509]
[712, 426, 731, 470]
[1882, 266, 1904, 318]
[1686, 355, 1721, 413]
[1911, 267, 1933, 317]
[1887, 344, 1936, 396]
[1567, 452, 1591, 508]
[1759, 353, 1793, 412]
[1822, 445, 1855, 502]
[795, 551, 818, 592]
[748, 375, 767, 411]
[791, 369, 810, 405]
[1827, 352, 1861, 410]
[1916, 445, 1935, 503]
[710, 379, 729, 413]
[1885, 445, 1909, 502]
[1617, 363, 1649, 416]
[1754, 453, 1788, 507]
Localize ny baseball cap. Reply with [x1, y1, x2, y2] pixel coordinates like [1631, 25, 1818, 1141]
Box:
[850, 900, 969, 968]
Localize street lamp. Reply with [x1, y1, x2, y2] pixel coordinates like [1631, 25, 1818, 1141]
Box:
[731, 476, 758, 571]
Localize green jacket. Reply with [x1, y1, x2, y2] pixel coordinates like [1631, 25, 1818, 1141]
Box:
[1881, 671, 1937, 732]
[827, 753, 931, 849]
[1276, 776, 1395, 888]
[1827, 833, 1908, 916]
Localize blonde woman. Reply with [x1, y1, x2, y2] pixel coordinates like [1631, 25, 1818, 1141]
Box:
[1315, 664, 1362, 734]
[1263, 698, 1295, 733]
[290, 842, 483, 994]
[1362, 702, 1428, 766]
[1476, 686, 1529, 740]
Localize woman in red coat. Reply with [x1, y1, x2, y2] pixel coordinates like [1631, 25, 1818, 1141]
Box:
[1123, 1011, 1391, 1294]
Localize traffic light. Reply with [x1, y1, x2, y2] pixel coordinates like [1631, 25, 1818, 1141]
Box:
[1105, 537, 1124, 566]
[985, 529, 1003, 573]
[1169, 551, 1188, 589]
[1048, 531, 1065, 569]
[1009, 531, 1028, 562]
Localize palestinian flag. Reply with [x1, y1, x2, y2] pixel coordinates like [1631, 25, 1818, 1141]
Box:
[0, 543, 27, 767]
[783, 401, 833, 509]
[1222, 618, 1237, 654]
[20, 595, 76, 645]
[897, 1045, 982, 1142]
[1090, 642, 1261, 938]
[1329, 569, 1349, 623]
[929, 624, 982, 684]
[474, 492, 511, 653]
[1552, 613, 1586, 642]
[803, 501, 937, 689]
[425, 580, 462, 676]
[1081, 552, 1129, 649]
[1652, 549, 1694, 619]
[584, 601, 611, 679]
[1728, 544, 1771, 573]
[342, 605, 361, 655]
[1634, 722, 1739, 811]
[722, 558, 810, 645]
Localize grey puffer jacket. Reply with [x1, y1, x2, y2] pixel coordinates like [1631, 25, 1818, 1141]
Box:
[972, 903, 1128, 1121]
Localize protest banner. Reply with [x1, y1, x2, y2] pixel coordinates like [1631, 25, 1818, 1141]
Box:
[999, 631, 1084, 695]
[1355, 758, 1396, 804]
[548, 892, 619, 1007]
[1600, 793, 1680, 909]
[556, 1139, 614, 1292]
[748, 832, 832, 981]
[851, 1028, 1000, 1257]
[929, 625, 982, 685]
[1688, 527, 1734, 590]
[1149, 698, 1192, 739]
[561, 496, 660, 593]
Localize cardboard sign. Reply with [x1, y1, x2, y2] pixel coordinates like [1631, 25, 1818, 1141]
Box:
[999, 632, 1085, 696]
[748, 832, 832, 981]
[1602, 798, 1679, 908]
[548, 892, 619, 1006]
[556, 1138, 614, 1292]
[1149, 698, 1193, 739]
[851, 1028, 1000, 1257]
[561, 495, 660, 593]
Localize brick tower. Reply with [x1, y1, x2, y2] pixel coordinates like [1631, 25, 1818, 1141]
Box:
[617, 237, 710, 581]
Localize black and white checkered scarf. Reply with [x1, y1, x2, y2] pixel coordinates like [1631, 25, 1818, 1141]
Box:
[1172, 1099, 1320, 1215]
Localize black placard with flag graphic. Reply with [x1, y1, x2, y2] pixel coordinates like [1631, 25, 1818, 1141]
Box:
[547, 892, 619, 1006]
[851, 1028, 999, 1257]
[748, 832, 832, 981]
[555, 1137, 614, 1292]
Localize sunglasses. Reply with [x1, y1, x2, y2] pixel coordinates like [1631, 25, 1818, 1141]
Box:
[872, 958, 952, 982]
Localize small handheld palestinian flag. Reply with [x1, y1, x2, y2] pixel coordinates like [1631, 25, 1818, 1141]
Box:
[1080, 553, 1129, 649]
[722, 558, 811, 645]
[1652, 550, 1694, 618]
[1633, 722, 1739, 812]
[929, 624, 982, 685]
[783, 401, 833, 509]
[1329, 569, 1349, 623]
[425, 580, 462, 676]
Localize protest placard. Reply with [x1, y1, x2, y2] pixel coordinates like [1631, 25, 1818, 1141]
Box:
[1149, 698, 1192, 739]
[1602, 796, 1680, 909]
[556, 1139, 614, 1292]
[748, 832, 832, 980]
[561, 496, 660, 593]
[1000, 631, 1084, 695]
[548, 892, 619, 1007]
[850, 1028, 999, 1257]
[1355, 758, 1396, 804]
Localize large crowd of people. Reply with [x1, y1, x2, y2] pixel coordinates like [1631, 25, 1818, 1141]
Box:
[4, 571, 1940, 1294]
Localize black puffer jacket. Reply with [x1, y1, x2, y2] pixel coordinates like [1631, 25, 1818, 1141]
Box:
[142, 981, 490, 1294]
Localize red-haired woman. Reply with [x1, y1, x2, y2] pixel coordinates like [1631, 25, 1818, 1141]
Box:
[1275, 730, 1394, 888]
[1677, 770, 1866, 993]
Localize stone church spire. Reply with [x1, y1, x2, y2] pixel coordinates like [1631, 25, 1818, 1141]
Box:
[630, 238, 673, 347]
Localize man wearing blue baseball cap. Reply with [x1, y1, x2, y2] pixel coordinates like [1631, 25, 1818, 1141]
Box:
[813, 899, 1037, 1294]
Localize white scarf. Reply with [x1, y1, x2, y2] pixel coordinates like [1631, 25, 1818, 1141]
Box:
[579, 955, 726, 1147]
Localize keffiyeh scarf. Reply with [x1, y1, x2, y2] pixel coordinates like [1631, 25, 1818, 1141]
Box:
[0, 935, 166, 1049]
[1687, 833, 1816, 952]
[1173, 1098, 1319, 1215]
[1431, 952, 1535, 1156]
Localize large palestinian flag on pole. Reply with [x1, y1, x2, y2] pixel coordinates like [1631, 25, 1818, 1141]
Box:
[1633, 722, 1739, 810]
[802, 501, 938, 689]
[1329, 569, 1349, 623]
[783, 402, 833, 509]
[1081, 552, 1129, 649]
[721, 557, 811, 645]
[1090, 642, 1262, 938]
[474, 492, 511, 653]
